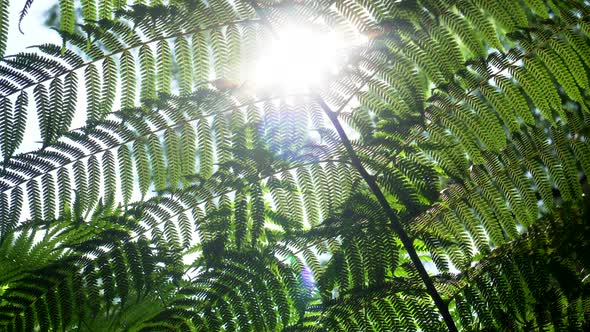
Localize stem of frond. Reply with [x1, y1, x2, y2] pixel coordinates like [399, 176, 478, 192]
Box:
[248, 0, 458, 329]
[316, 96, 459, 332]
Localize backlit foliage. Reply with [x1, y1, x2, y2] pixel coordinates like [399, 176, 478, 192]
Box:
[0, 0, 589, 331]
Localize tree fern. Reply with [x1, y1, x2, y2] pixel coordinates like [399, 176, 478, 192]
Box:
[1, 0, 590, 331]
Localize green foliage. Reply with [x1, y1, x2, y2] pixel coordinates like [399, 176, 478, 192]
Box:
[0, 0, 589, 331]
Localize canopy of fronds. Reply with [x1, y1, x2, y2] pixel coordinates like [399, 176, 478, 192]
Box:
[0, 0, 589, 331]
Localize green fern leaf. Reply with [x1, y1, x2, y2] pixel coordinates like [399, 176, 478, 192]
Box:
[250, 182, 264, 247]
[85, 64, 101, 124]
[111, 247, 130, 303]
[148, 134, 166, 192]
[0, 0, 8, 56]
[73, 160, 88, 213]
[87, 155, 101, 212]
[118, 144, 134, 205]
[57, 167, 71, 217]
[156, 40, 172, 94]
[234, 189, 247, 249]
[81, 0, 97, 22]
[180, 122, 196, 185]
[26, 178, 43, 221]
[139, 44, 156, 102]
[164, 128, 181, 189]
[103, 150, 116, 205]
[537, 50, 585, 109]
[523, 0, 548, 18]
[211, 29, 229, 79]
[0, 97, 12, 160]
[101, 57, 117, 118]
[61, 72, 77, 132]
[99, 0, 113, 20]
[178, 212, 192, 248]
[175, 36, 193, 95]
[59, 0, 75, 34]
[457, 0, 503, 50]
[34, 83, 52, 145]
[120, 50, 136, 110]
[549, 38, 589, 90]
[133, 139, 151, 198]
[42, 173, 56, 220]
[197, 119, 213, 179]
[10, 92, 28, 157]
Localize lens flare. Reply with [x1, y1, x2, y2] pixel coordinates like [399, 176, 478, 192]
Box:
[301, 265, 316, 289]
[253, 26, 350, 92]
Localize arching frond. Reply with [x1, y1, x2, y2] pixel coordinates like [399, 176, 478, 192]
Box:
[1, 0, 590, 331]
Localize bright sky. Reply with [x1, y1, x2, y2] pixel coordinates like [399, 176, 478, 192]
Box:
[6, 0, 60, 54]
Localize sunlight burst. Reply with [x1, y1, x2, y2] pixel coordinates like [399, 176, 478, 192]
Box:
[253, 26, 354, 91]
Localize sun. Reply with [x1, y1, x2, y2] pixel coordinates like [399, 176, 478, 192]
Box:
[253, 26, 355, 92]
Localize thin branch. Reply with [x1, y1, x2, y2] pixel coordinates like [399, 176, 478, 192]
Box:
[318, 97, 458, 332]
[247, 0, 458, 329]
